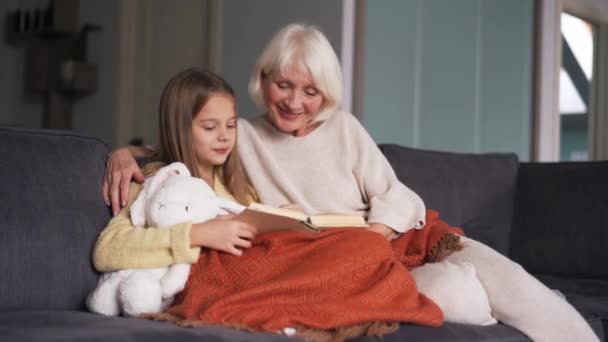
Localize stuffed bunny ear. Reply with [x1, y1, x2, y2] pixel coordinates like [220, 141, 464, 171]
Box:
[130, 188, 147, 227]
[145, 162, 190, 199]
[129, 162, 191, 226]
[217, 198, 246, 215]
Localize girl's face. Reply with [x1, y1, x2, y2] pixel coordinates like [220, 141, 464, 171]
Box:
[191, 93, 237, 171]
[262, 66, 324, 136]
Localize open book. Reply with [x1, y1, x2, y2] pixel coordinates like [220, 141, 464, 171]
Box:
[234, 202, 368, 234]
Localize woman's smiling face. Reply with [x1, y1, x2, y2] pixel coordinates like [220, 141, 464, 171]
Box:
[262, 66, 324, 136]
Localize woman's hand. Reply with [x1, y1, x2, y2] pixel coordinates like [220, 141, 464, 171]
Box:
[190, 215, 257, 256]
[279, 203, 304, 213]
[367, 223, 399, 240]
[102, 147, 145, 216]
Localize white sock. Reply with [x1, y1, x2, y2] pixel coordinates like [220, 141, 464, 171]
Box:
[445, 236, 599, 342]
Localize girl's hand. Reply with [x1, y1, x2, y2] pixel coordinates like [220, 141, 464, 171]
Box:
[190, 216, 257, 256]
[102, 148, 145, 216]
[367, 223, 399, 240]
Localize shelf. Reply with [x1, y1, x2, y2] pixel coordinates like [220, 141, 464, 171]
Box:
[4, 0, 79, 46]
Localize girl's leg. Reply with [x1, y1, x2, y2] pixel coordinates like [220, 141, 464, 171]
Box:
[446, 236, 598, 342]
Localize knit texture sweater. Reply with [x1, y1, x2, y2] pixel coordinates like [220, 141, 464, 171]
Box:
[238, 111, 426, 233]
[92, 176, 236, 272]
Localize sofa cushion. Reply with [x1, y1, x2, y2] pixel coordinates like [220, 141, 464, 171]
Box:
[379, 144, 518, 255]
[0, 310, 531, 342]
[411, 261, 496, 326]
[0, 311, 292, 342]
[511, 161, 608, 278]
[0, 127, 110, 311]
[536, 274, 607, 340]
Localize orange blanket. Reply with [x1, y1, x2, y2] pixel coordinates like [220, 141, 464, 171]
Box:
[167, 210, 463, 334]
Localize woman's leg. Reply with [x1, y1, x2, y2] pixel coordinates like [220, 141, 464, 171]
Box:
[446, 236, 598, 342]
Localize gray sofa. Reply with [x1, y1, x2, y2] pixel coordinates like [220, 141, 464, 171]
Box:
[1, 126, 605, 341]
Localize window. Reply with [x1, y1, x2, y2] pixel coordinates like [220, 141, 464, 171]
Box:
[559, 13, 594, 161]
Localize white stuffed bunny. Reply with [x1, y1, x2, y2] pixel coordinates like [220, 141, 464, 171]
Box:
[87, 162, 245, 317]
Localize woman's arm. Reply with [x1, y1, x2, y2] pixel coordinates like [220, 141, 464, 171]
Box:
[367, 223, 400, 240]
[347, 116, 426, 234]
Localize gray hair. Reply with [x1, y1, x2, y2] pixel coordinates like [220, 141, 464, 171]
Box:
[248, 23, 343, 123]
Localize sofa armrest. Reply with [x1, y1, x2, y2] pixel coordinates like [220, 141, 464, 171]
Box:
[510, 161, 608, 278]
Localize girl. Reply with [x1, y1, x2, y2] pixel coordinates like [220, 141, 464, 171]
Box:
[93, 68, 258, 273]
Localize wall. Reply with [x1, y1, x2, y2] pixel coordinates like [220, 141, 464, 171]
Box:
[0, 0, 48, 129]
[128, 0, 209, 147]
[362, 0, 534, 160]
[72, 0, 117, 147]
[2, 0, 537, 158]
[0, 0, 118, 147]
[221, 0, 343, 118]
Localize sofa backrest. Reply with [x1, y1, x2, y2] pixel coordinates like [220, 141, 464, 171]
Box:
[0, 127, 110, 311]
[511, 161, 608, 279]
[379, 144, 519, 255]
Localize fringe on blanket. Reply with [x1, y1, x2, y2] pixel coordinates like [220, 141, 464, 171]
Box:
[295, 321, 400, 342]
[427, 233, 464, 263]
[141, 312, 258, 332]
[141, 312, 399, 342]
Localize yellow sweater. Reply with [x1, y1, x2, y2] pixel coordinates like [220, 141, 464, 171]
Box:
[92, 176, 238, 272]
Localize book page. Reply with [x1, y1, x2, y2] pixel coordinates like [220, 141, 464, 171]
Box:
[234, 205, 319, 234]
[247, 202, 308, 221]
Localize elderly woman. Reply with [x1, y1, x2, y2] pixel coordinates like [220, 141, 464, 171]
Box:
[103, 24, 597, 341]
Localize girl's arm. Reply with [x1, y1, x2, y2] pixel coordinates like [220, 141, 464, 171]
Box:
[93, 182, 200, 272]
[93, 182, 257, 272]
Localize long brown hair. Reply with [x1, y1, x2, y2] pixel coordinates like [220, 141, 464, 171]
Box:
[155, 68, 256, 205]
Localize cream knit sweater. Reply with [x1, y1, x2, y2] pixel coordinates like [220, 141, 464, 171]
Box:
[238, 111, 426, 233]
